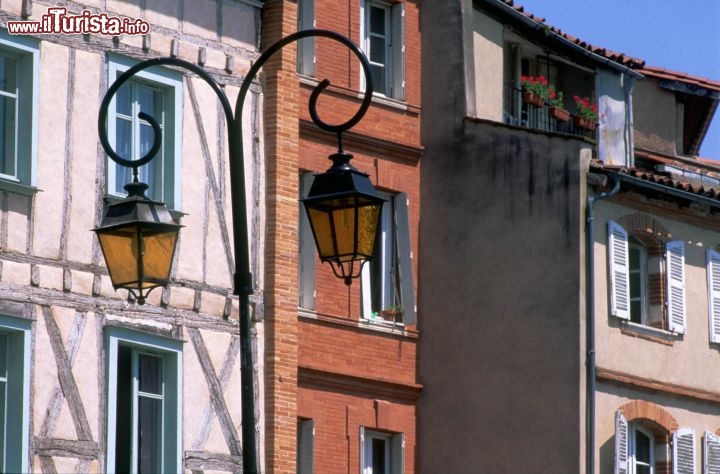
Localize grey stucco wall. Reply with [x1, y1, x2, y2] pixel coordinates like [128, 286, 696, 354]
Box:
[418, 118, 589, 473]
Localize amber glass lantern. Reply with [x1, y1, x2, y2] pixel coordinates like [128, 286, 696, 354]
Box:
[94, 181, 181, 304]
[302, 152, 384, 285]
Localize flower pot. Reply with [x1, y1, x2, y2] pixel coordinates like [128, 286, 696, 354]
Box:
[523, 91, 545, 108]
[573, 116, 596, 131]
[549, 106, 570, 122]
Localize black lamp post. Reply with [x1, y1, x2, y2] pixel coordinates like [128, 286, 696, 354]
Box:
[96, 30, 381, 474]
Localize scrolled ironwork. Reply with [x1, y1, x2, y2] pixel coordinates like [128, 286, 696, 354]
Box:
[97, 29, 374, 474]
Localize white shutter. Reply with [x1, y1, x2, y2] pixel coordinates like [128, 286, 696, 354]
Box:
[608, 221, 630, 320]
[390, 433, 405, 474]
[704, 431, 720, 474]
[297, 0, 316, 76]
[390, 2, 405, 100]
[707, 250, 720, 343]
[360, 427, 366, 474]
[299, 173, 316, 310]
[666, 240, 687, 334]
[298, 419, 315, 474]
[614, 411, 629, 474]
[673, 428, 696, 474]
[394, 193, 416, 325]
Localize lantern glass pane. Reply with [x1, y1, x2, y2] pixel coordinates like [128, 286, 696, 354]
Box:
[97, 228, 141, 287]
[141, 231, 177, 285]
[307, 207, 334, 258]
[357, 204, 381, 257]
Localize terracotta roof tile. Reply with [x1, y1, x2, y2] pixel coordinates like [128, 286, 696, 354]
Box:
[636, 66, 720, 92]
[499, 0, 645, 68]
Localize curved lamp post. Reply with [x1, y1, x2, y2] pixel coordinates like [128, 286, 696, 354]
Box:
[96, 30, 382, 473]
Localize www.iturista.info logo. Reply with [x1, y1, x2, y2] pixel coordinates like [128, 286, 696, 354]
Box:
[7, 7, 150, 36]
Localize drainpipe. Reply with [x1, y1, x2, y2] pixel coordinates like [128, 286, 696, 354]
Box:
[585, 173, 619, 474]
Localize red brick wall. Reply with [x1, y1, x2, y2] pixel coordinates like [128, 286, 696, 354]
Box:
[298, 383, 417, 474]
[262, 1, 301, 473]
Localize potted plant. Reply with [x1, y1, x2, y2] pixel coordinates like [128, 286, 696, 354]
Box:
[573, 95, 598, 131]
[548, 88, 569, 122]
[521, 75, 549, 107]
[379, 305, 402, 322]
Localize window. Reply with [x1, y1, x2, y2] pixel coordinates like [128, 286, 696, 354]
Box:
[0, 315, 31, 474]
[614, 411, 695, 474]
[297, 0, 316, 77]
[0, 31, 38, 190]
[107, 57, 182, 209]
[608, 220, 686, 333]
[105, 327, 182, 474]
[360, 0, 405, 100]
[296, 418, 314, 474]
[361, 192, 415, 325]
[360, 428, 404, 474]
[298, 175, 416, 324]
[706, 250, 720, 343]
[704, 431, 720, 473]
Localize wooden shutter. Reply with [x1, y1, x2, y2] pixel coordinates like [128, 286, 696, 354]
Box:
[299, 173, 316, 310]
[298, 419, 314, 474]
[666, 241, 686, 334]
[673, 428, 696, 474]
[704, 431, 720, 474]
[707, 250, 720, 343]
[297, 0, 316, 76]
[359, 427, 366, 474]
[608, 221, 630, 320]
[390, 2, 405, 100]
[394, 193, 416, 325]
[614, 411, 629, 474]
[391, 433, 405, 474]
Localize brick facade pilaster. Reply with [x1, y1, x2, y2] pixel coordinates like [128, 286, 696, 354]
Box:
[261, 1, 300, 473]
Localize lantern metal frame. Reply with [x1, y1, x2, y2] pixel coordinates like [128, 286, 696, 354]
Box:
[97, 29, 378, 474]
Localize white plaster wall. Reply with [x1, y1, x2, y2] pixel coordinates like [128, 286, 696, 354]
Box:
[594, 200, 720, 394]
[472, 9, 504, 122]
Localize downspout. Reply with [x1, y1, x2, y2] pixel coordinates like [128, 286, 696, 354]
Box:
[585, 173, 620, 474]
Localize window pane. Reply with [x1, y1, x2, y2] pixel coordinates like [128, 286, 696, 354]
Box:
[372, 438, 387, 474]
[138, 353, 162, 395]
[370, 37, 386, 64]
[371, 65, 385, 95]
[116, 83, 132, 117]
[137, 396, 162, 473]
[0, 333, 7, 376]
[0, 96, 17, 177]
[0, 56, 17, 93]
[369, 6, 385, 35]
[629, 246, 640, 270]
[115, 345, 132, 474]
[0, 334, 6, 470]
[635, 430, 650, 462]
[629, 272, 641, 298]
[137, 86, 157, 118]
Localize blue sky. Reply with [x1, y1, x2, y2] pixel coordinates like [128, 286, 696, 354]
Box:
[514, 0, 720, 159]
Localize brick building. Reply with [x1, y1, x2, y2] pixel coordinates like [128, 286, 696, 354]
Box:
[264, 0, 422, 472]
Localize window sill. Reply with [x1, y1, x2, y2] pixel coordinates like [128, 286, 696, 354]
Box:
[0, 179, 39, 197]
[297, 308, 416, 337]
[298, 75, 411, 112]
[619, 321, 678, 346]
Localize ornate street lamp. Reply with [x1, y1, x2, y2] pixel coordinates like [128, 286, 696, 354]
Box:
[302, 151, 384, 285]
[97, 30, 380, 474]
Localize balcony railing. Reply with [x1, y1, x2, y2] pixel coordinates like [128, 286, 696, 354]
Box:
[503, 85, 596, 140]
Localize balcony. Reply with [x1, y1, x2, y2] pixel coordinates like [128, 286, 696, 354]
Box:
[503, 85, 596, 140]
